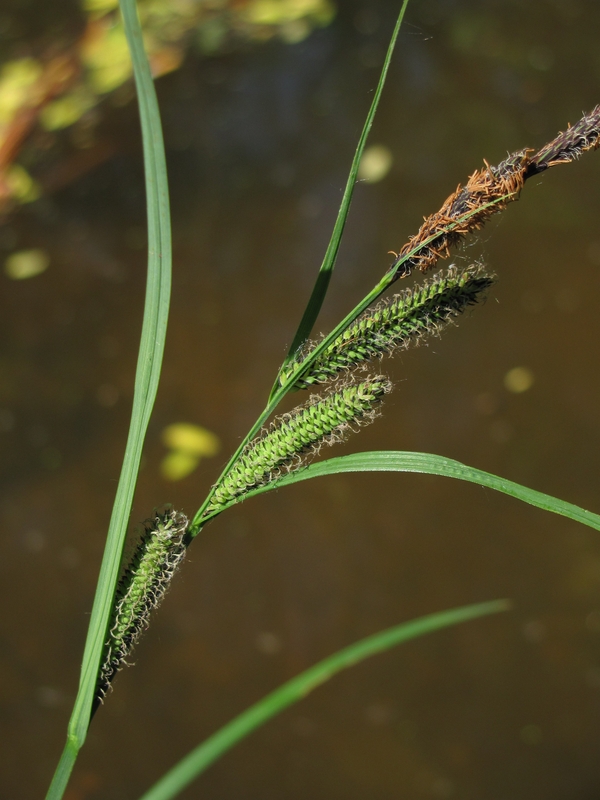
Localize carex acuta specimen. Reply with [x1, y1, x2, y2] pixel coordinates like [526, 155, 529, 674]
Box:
[96, 106, 600, 704]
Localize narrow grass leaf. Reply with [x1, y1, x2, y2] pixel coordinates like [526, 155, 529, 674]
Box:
[244, 451, 600, 532]
[45, 1, 173, 797]
[138, 600, 509, 800]
[272, 0, 412, 394]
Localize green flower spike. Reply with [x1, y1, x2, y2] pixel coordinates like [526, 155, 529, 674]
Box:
[281, 265, 494, 389]
[206, 376, 391, 515]
[95, 506, 188, 705]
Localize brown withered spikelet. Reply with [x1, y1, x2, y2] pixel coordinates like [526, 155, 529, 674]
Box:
[392, 105, 600, 280]
[393, 151, 529, 277]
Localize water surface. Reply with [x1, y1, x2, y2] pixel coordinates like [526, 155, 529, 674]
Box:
[1, 1, 600, 798]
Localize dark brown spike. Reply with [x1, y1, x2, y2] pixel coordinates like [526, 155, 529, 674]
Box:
[531, 105, 600, 170]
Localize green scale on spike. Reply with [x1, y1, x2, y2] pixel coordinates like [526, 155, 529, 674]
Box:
[95, 506, 188, 705]
[206, 376, 391, 515]
[281, 266, 494, 390]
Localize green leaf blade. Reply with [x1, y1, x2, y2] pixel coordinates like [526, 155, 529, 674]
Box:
[273, 0, 412, 393]
[45, 1, 173, 797]
[139, 599, 509, 800]
[246, 451, 600, 533]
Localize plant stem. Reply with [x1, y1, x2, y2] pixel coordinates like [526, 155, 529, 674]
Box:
[45, 737, 79, 800]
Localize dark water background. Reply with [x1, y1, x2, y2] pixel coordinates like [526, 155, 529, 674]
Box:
[2, 0, 600, 798]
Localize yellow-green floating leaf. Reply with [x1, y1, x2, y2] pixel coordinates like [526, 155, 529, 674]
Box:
[162, 422, 220, 457]
[5, 248, 50, 280]
[358, 144, 393, 183]
[4, 165, 41, 203]
[161, 451, 200, 481]
[504, 367, 534, 393]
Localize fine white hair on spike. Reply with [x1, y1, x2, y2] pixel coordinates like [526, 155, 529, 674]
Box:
[95, 506, 188, 705]
[205, 376, 391, 516]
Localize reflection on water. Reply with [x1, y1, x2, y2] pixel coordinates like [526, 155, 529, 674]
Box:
[2, 0, 600, 798]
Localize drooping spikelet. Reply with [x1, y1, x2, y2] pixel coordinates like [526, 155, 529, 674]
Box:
[281, 266, 494, 390]
[206, 377, 391, 515]
[392, 105, 600, 279]
[95, 506, 188, 704]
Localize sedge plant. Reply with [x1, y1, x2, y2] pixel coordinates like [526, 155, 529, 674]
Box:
[43, 1, 600, 799]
